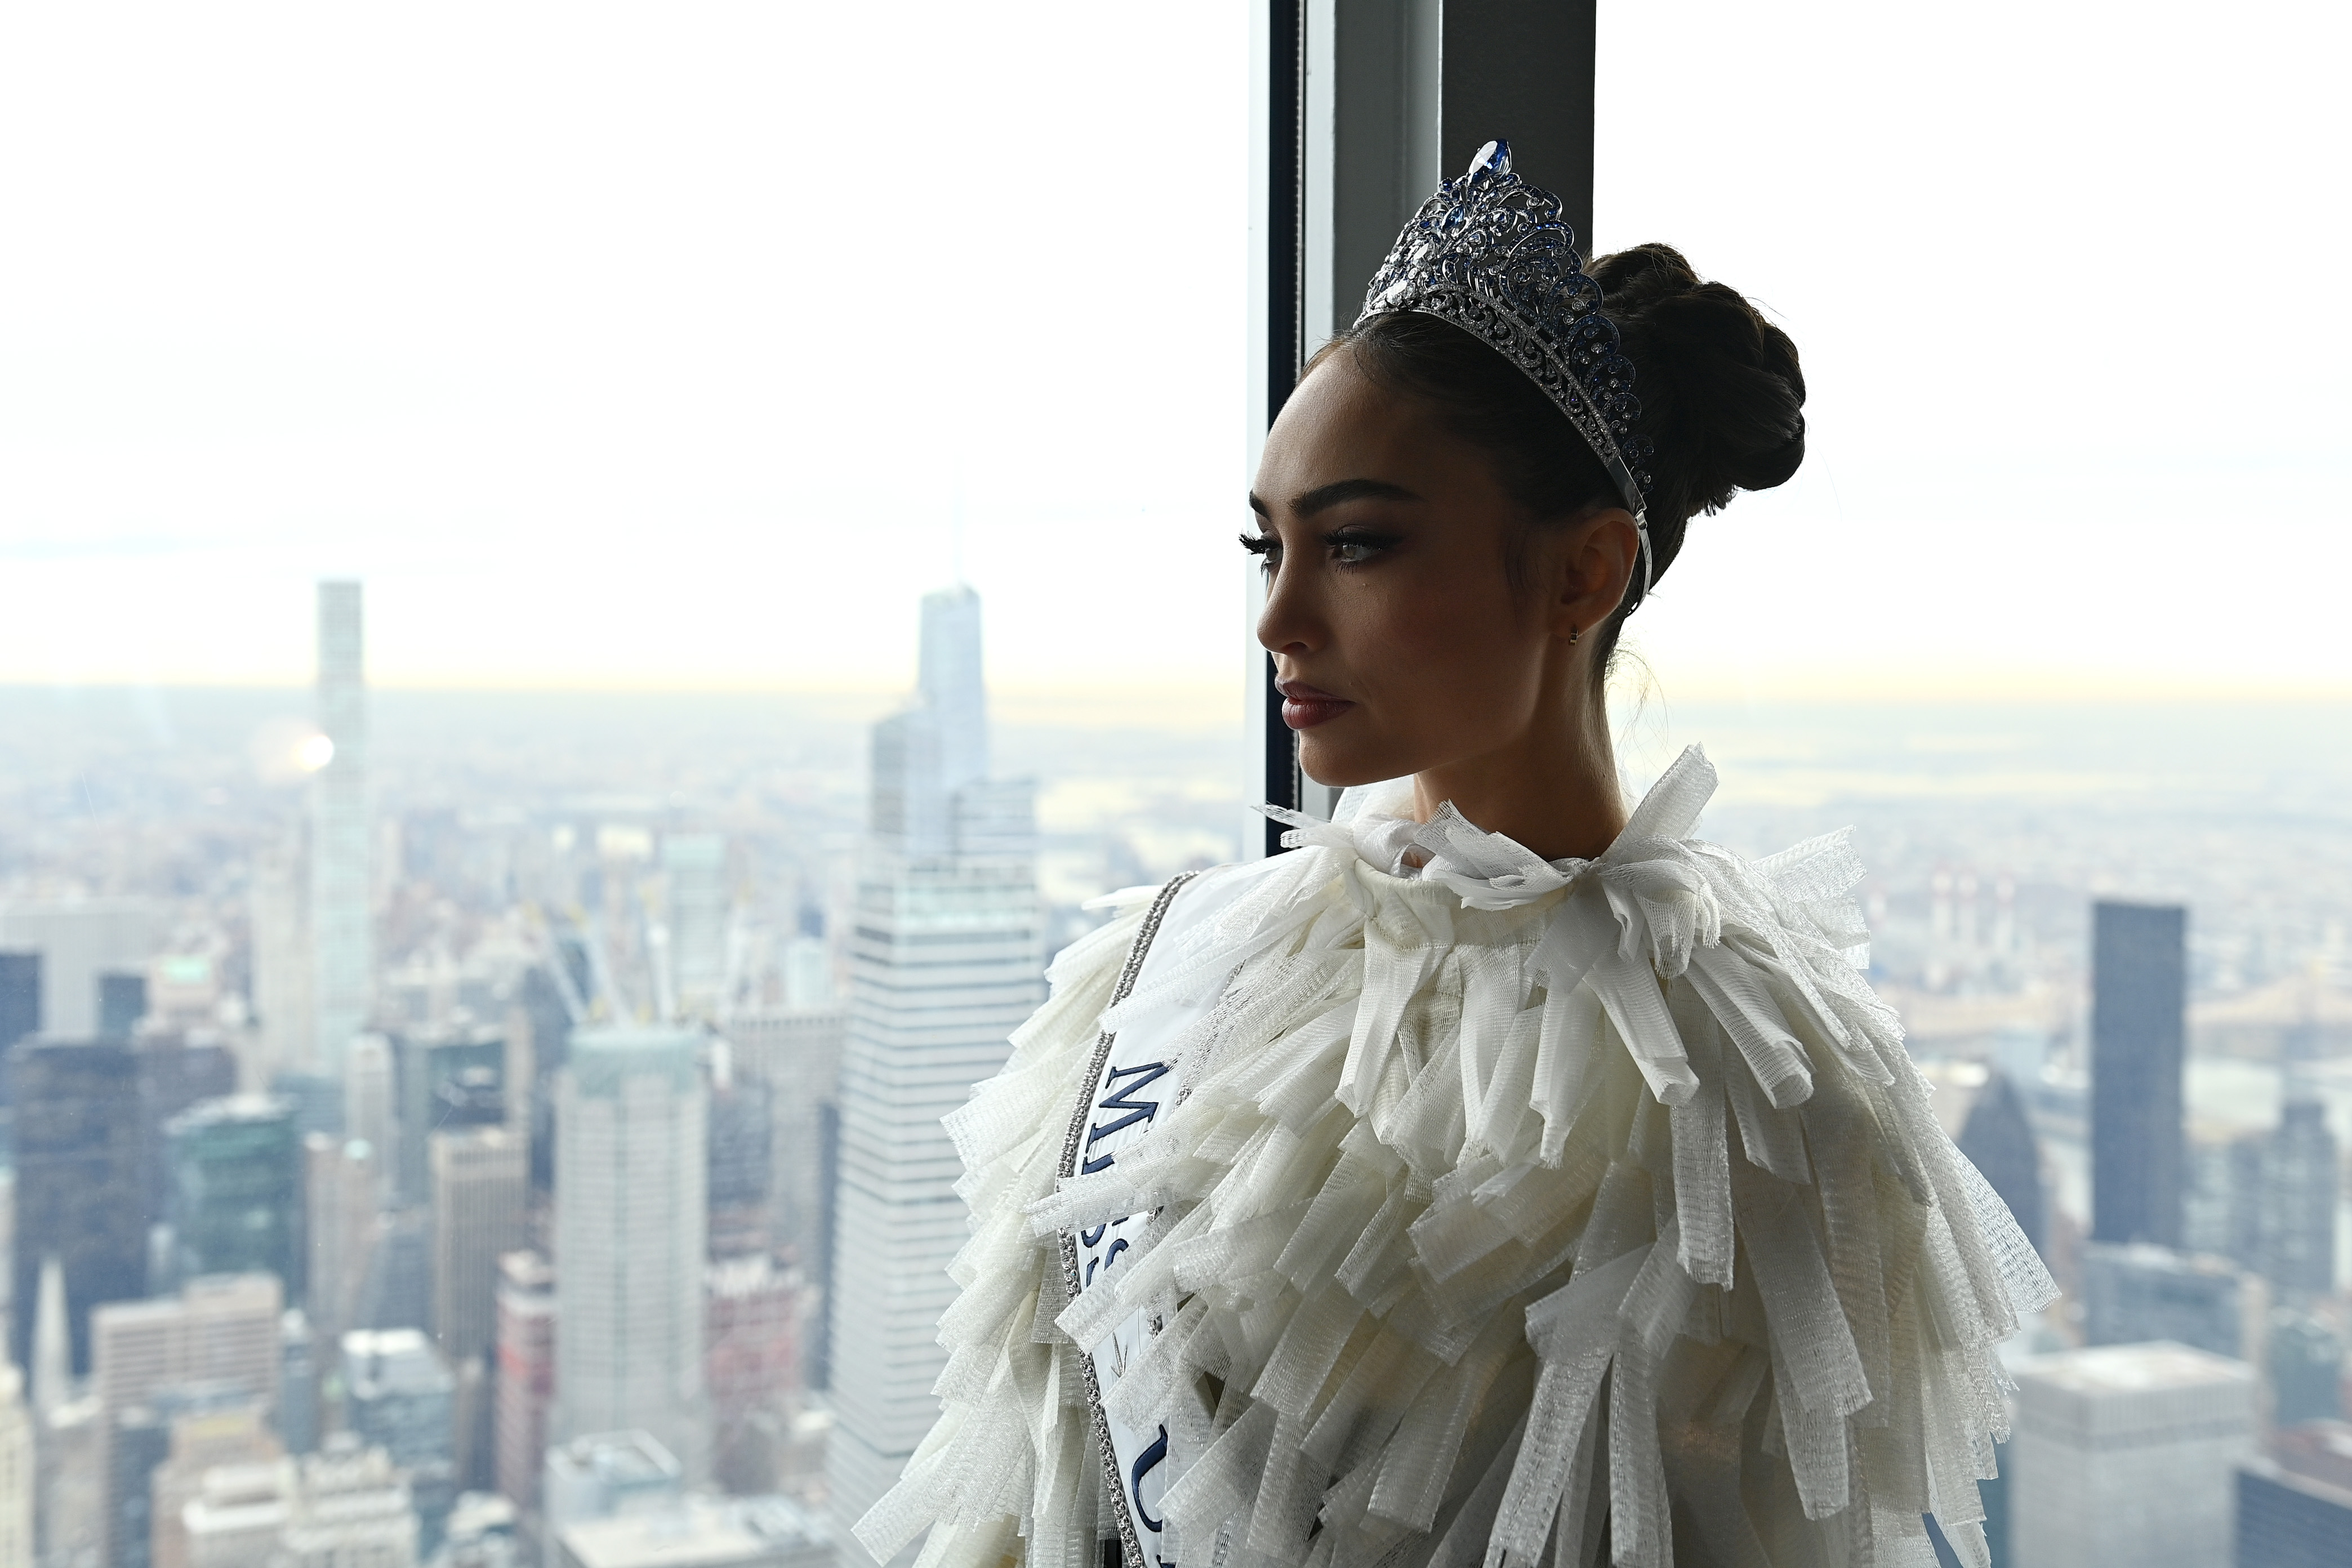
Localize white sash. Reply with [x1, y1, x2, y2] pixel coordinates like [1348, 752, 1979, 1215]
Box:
[1057, 871, 1196, 1568]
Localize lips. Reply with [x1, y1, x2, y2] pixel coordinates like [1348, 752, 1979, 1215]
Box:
[1277, 679, 1355, 730]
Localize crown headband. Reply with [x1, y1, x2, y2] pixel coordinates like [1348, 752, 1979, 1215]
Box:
[1358, 139, 1656, 600]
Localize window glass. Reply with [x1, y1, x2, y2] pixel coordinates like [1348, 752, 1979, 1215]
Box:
[0, 4, 1250, 1558]
[1601, 6, 2352, 1560]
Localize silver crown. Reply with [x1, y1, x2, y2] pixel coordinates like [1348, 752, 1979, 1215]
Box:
[1359, 140, 1654, 596]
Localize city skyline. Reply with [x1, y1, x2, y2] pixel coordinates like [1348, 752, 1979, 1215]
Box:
[0, 567, 2346, 1565]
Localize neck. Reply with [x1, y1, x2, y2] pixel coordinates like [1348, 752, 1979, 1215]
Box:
[1409, 680, 1625, 861]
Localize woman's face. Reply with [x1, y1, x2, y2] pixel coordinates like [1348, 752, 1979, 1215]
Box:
[1250, 349, 1631, 789]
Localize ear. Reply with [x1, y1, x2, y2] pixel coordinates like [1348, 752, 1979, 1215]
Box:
[1546, 505, 1643, 640]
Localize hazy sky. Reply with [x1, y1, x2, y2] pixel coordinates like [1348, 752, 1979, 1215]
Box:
[2, 2, 2344, 703]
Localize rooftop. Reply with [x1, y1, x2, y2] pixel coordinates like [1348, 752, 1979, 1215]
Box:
[549, 1430, 683, 1489]
[559, 1496, 826, 1568]
[2015, 1340, 2255, 1394]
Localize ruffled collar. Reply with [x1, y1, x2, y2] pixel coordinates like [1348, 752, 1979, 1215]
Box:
[1257, 743, 1723, 913]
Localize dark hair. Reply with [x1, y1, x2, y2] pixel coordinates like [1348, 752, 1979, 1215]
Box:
[1309, 243, 1805, 679]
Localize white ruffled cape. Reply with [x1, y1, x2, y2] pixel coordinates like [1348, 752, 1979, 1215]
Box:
[858, 746, 2053, 1568]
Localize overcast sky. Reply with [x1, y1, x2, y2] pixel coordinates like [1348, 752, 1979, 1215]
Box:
[1, 2, 2344, 705]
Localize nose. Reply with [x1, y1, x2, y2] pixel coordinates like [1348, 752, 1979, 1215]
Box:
[1255, 550, 1323, 659]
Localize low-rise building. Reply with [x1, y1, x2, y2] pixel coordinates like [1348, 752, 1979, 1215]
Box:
[278, 1440, 418, 1568]
[181, 1436, 418, 1568]
[555, 1496, 826, 1568]
[542, 1432, 682, 1551]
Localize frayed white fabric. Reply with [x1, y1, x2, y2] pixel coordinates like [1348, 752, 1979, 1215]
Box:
[858, 746, 2053, 1568]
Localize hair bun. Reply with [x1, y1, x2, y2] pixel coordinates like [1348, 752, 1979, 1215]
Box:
[1589, 243, 1806, 522]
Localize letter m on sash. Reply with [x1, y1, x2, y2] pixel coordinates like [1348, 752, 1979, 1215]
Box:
[1080, 1061, 1170, 1174]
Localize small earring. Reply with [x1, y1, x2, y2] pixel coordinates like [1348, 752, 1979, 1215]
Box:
[1568, 625, 1580, 645]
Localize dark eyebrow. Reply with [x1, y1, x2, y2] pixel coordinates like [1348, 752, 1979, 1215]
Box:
[1247, 477, 1422, 520]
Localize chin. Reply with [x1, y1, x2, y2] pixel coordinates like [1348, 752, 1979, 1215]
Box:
[1297, 733, 1407, 791]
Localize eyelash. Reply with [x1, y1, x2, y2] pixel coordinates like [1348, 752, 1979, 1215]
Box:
[1237, 530, 1396, 571]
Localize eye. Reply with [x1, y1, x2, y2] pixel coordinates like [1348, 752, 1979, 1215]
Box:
[1239, 532, 1279, 568]
[1325, 529, 1397, 566]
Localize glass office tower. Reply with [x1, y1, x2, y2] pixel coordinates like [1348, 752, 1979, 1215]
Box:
[826, 587, 1043, 1558]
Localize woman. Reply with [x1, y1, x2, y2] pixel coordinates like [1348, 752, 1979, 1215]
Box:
[857, 144, 2048, 1568]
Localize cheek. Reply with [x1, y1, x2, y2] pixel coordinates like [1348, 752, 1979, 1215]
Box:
[1347, 567, 1540, 711]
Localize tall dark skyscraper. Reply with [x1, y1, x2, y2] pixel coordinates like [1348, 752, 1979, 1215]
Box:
[166, 1095, 305, 1299]
[10, 1039, 148, 1373]
[2091, 900, 2186, 1247]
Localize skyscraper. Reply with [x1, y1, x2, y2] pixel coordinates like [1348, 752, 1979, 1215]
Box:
[342, 1327, 457, 1553]
[2238, 1422, 2352, 1568]
[395, 1026, 505, 1204]
[2091, 901, 2186, 1247]
[91, 1273, 284, 1568]
[251, 835, 316, 1083]
[2010, 1342, 2255, 1568]
[139, 1036, 240, 1219]
[10, 1039, 147, 1374]
[706, 1067, 773, 1258]
[2269, 1312, 2345, 1427]
[2251, 1095, 2338, 1303]
[312, 580, 371, 1077]
[663, 835, 728, 1021]
[492, 1250, 556, 1515]
[357, 1208, 432, 1335]
[281, 1309, 319, 1456]
[553, 1026, 709, 1481]
[344, 1034, 397, 1191]
[165, 1095, 305, 1299]
[827, 586, 1043, 1556]
[705, 1255, 800, 1495]
[303, 1133, 380, 1350]
[1958, 1068, 2047, 1258]
[2182, 1136, 2237, 1258]
[721, 1005, 845, 1269]
[916, 586, 986, 796]
[342, 1329, 455, 1467]
[429, 1126, 527, 1364]
[30, 1258, 68, 1422]
[0, 1364, 29, 1568]
[0, 901, 164, 1042]
[2079, 1242, 2249, 1358]
[0, 952, 36, 1092]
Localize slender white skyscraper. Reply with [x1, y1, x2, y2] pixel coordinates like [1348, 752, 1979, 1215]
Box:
[828, 586, 1043, 1561]
[552, 1025, 710, 1481]
[916, 586, 987, 794]
[311, 581, 371, 1076]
